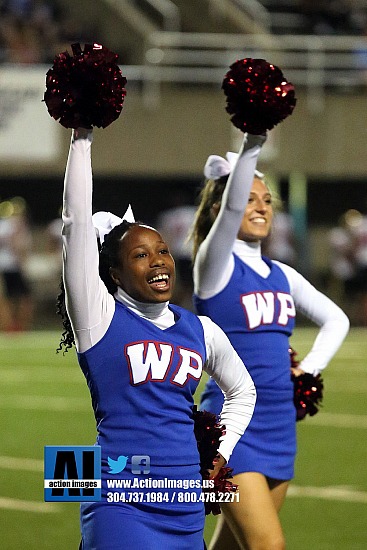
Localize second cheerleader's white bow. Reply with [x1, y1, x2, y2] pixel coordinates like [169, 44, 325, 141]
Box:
[204, 152, 264, 180]
[92, 205, 135, 244]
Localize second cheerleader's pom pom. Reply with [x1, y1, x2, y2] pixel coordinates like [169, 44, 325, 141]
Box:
[292, 372, 324, 421]
[222, 58, 296, 134]
[290, 348, 324, 421]
[44, 43, 127, 129]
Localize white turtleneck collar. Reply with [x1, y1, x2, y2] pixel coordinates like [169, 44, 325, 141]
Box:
[233, 239, 271, 278]
[233, 238, 261, 257]
[115, 287, 175, 329]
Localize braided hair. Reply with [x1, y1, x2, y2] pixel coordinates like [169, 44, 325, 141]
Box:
[56, 220, 140, 353]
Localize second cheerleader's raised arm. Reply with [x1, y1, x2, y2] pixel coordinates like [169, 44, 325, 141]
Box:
[194, 133, 266, 298]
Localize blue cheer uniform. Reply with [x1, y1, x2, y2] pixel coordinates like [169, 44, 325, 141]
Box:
[62, 132, 256, 550]
[195, 254, 297, 480]
[79, 302, 207, 549]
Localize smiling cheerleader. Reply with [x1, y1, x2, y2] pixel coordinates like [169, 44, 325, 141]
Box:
[46, 44, 257, 550]
[191, 58, 350, 550]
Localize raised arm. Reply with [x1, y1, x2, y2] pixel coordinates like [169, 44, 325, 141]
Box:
[62, 129, 114, 352]
[194, 134, 265, 298]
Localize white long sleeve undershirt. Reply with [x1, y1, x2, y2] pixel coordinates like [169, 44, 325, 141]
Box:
[61, 129, 256, 463]
[194, 137, 350, 376]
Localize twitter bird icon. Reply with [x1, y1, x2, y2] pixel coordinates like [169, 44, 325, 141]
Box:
[108, 455, 128, 474]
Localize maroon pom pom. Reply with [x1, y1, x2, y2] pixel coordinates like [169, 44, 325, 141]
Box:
[205, 465, 238, 516]
[222, 58, 296, 134]
[193, 406, 238, 515]
[193, 406, 222, 471]
[44, 43, 127, 129]
[292, 372, 324, 421]
[289, 348, 324, 421]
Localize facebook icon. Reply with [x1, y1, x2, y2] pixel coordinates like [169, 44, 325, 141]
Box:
[131, 455, 150, 474]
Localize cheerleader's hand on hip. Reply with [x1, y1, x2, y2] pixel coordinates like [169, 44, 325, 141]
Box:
[208, 453, 226, 480]
[290, 366, 305, 377]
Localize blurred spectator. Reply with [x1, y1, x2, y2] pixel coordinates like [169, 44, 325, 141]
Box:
[1, 0, 33, 17]
[300, 0, 366, 35]
[348, 208, 367, 325]
[262, 210, 298, 267]
[328, 209, 357, 290]
[0, 196, 34, 331]
[328, 208, 367, 325]
[46, 212, 62, 255]
[155, 190, 196, 310]
[0, 0, 66, 63]
[44, 211, 62, 280]
[23, 211, 63, 326]
[0, 18, 43, 63]
[0, 0, 115, 65]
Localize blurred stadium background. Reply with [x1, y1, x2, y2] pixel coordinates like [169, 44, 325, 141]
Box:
[0, 0, 367, 548]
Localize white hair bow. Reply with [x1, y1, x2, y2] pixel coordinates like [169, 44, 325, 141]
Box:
[203, 152, 264, 180]
[92, 204, 135, 244]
